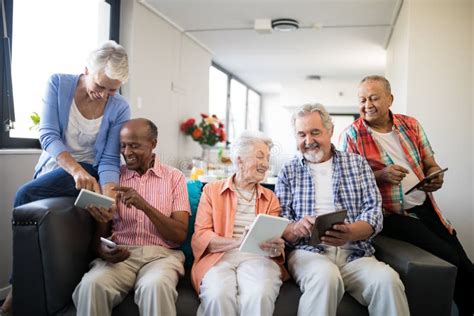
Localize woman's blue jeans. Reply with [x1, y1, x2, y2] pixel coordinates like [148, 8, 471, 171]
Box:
[13, 162, 99, 207]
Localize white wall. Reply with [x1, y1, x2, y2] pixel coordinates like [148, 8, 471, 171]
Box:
[0, 152, 40, 299]
[120, 0, 212, 167]
[385, 0, 409, 114]
[386, 0, 474, 258]
[261, 78, 360, 171]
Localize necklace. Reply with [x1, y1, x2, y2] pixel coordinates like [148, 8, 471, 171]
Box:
[233, 179, 257, 203]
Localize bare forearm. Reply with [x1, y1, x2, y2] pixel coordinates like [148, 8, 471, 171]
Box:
[142, 205, 188, 244]
[56, 151, 83, 175]
[283, 222, 299, 243]
[349, 221, 374, 241]
[207, 235, 240, 253]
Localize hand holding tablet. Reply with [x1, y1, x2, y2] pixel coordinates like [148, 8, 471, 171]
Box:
[309, 210, 348, 246]
[75, 189, 116, 222]
[405, 168, 448, 195]
[239, 214, 290, 256]
[75, 189, 115, 209]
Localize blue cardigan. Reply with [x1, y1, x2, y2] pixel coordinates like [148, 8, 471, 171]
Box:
[34, 74, 131, 186]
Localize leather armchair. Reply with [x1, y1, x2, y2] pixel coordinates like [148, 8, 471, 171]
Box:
[12, 197, 457, 315]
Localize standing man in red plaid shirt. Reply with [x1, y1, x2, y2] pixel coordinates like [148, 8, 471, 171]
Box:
[340, 75, 473, 316]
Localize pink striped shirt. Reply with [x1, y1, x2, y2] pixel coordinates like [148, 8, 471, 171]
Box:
[112, 157, 190, 248]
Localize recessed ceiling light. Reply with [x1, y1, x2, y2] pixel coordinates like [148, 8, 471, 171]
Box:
[271, 18, 299, 32]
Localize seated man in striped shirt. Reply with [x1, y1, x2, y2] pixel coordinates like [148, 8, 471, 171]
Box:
[276, 104, 409, 316]
[73, 118, 191, 316]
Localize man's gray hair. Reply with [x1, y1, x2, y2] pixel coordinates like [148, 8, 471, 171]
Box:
[360, 75, 391, 94]
[230, 130, 273, 169]
[87, 40, 129, 82]
[291, 103, 334, 132]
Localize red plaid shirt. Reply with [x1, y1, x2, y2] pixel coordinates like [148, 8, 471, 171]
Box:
[340, 112, 453, 233]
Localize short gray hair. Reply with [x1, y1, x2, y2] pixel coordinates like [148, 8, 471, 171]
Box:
[230, 130, 273, 168]
[291, 103, 334, 132]
[87, 40, 129, 82]
[360, 75, 391, 94]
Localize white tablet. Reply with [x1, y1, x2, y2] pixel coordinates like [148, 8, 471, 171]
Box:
[239, 214, 290, 256]
[74, 189, 115, 209]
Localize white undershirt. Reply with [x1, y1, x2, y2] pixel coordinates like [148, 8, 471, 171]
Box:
[232, 189, 257, 239]
[371, 130, 426, 209]
[308, 157, 336, 216]
[38, 100, 102, 176]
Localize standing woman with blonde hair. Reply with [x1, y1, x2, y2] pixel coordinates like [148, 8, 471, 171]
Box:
[1, 41, 130, 314]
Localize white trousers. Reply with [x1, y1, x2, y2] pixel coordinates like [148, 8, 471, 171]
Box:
[288, 248, 409, 316]
[198, 251, 283, 316]
[72, 246, 185, 316]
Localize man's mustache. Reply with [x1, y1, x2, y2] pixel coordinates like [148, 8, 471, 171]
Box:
[305, 142, 320, 150]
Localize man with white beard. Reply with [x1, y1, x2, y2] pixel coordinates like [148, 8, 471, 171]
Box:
[275, 104, 409, 316]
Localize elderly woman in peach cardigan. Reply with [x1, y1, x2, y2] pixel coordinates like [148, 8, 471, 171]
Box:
[191, 131, 289, 316]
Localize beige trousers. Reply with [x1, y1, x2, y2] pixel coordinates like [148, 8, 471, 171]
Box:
[288, 247, 410, 316]
[72, 245, 185, 316]
[198, 250, 283, 316]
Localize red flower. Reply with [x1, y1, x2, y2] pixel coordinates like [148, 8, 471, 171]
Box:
[192, 128, 203, 140]
[219, 130, 227, 142]
[180, 118, 195, 132]
[180, 114, 226, 145]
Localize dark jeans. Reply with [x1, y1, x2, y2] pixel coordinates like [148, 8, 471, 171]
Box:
[13, 162, 98, 207]
[381, 199, 474, 316]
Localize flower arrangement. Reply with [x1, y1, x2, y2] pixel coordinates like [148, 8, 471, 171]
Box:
[180, 113, 227, 146]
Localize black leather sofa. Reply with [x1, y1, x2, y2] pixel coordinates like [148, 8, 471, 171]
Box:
[12, 197, 457, 316]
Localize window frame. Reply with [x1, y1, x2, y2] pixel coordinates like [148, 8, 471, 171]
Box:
[210, 62, 262, 143]
[0, 0, 121, 149]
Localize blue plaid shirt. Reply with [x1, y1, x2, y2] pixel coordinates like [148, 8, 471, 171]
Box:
[275, 148, 383, 261]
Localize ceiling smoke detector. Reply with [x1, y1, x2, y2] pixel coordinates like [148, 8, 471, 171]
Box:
[306, 75, 322, 81]
[271, 18, 299, 32]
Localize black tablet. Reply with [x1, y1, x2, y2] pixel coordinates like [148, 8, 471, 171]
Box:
[309, 210, 348, 246]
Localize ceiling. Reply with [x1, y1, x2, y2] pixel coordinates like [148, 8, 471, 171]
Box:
[144, 0, 402, 94]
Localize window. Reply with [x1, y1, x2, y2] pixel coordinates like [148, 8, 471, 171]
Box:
[208, 66, 227, 124]
[331, 114, 359, 147]
[246, 90, 261, 131]
[0, 0, 120, 149]
[229, 79, 247, 141]
[208, 63, 261, 143]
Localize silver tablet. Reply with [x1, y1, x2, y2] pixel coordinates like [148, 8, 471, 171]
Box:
[74, 189, 115, 209]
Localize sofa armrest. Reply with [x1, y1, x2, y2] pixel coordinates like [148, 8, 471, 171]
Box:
[12, 197, 95, 316]
[373, 235, 457, 316]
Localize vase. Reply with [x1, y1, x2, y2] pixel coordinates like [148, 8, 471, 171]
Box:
[200, 144, 213, 162]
